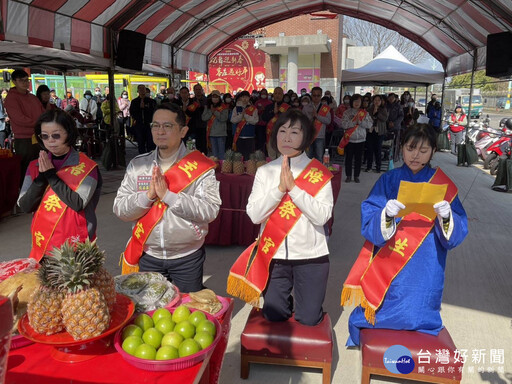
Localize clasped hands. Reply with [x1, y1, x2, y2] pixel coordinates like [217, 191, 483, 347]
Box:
[278, 155, 295, 193]
[146, 164, 168, 201]
[385, 199, 451, 219]
[38, 151, 54, 173]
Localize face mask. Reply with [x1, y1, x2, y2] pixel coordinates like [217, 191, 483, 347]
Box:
[225, 98, 232, 103]
[404, 95, 410, 101]
[283, 97, 290, 103]
[1, 93, 6, 99]
[85, 95, 92, 100]
[212, 97, 220, 103]
[301, 101, 309, 106]
[122, 94, 128, 99]
[301, 91, 307, 96]
[260, 94, 267, 99]
[95, 91, 101, 96]
[344, 100, 350, 105]
[253, 93, 259, 98]
[408, 102, 414, 108]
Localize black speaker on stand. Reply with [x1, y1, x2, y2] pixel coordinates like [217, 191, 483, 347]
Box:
[116, 30, 146, 71]
[486, 32, 512, 78]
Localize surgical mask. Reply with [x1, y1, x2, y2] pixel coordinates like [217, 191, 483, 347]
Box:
[85, 95, 92, 100]
[95, 91, 101, 96]
[260, 94, 267, 99]
[225, 98, 232, 103]
[404, 95, 410, 101]
[408, 102, 414, 108]
[253, 93, 259, 98]
[301, 91, 307, 96]
[302, 101, 309, 106]
[344, 99, 350, 105]
[122, 94, 128, 99]
[212, 97, 220, 103]
[283, 96, 290, 103]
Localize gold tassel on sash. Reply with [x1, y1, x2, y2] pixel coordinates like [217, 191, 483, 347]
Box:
[120, 253, 139, 274]
[226, 274, 261, 307]
[340, 286, 376, 325]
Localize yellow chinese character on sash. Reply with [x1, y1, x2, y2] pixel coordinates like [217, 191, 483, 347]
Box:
[303, 167, 324, 184]
[34, 231, 45, 247]
[279, 201, 297, 220]
[389, 238, 408, 257]
[67, 162, 86, 176]
[262, 237, 275, 254]
[134, 222, 144, 239]
[44, 194, 62, 213]
[178, 161, 199, 178]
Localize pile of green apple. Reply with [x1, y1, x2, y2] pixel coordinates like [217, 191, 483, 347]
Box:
[121, 305, 217, 361]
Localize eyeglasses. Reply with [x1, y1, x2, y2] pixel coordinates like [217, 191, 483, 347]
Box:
[39, 133, 62, 141]
[150, 122, 179, 132]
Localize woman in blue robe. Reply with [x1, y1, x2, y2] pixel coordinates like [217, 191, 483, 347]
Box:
[346, 123, 468, 347]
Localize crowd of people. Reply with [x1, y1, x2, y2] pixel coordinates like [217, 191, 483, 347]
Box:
[3, 70, 468, 354]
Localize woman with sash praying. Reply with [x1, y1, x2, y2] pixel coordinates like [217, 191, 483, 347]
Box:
[18, 109, 101, 261]
[227, 109, 333, 326]
[341, 123, 468, 346]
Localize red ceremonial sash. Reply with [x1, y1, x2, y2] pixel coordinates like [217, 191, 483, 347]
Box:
[227, 159, 333, 306]
[121, 151, 216, 274]
[313, 105, 331, 140]
[185, 101, 200, 126]
[206, 104, 228, 149]
[449, 114, 466, 133]
[266, 103, 290, 143]
[340, 168, 457, 324]
[29, 153, 97, 261]
[232, 105, 256, 151]
[337, 109, 368, 155]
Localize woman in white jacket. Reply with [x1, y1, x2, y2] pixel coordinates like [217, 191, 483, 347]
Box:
[246, 109, 333, 326]
[341, 94, 373, 183]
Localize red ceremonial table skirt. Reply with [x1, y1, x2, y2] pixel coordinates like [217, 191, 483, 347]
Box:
[0, 155, 21, 217]
[205, 169, 342, 246]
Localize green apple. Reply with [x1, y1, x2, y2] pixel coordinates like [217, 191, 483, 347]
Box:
[172, 305, 191, 323]
[178, 338, 201, 358]
[155, 318, 176, 334]
[152, 308, 172, 323]
[156, 345, 179, 360]
[188, 311, 207, 327]
[134, 313, 154, 332]
[194, 331, 214, 350]
[134, 343, 157, 360]
[196, 319, 216, 337]
[142, 327, 163, 349]
[122, 324, 143, 341]
[122, 335, 143, 356]
[175, 320, 195, 339]
[161, 331, 184, 349]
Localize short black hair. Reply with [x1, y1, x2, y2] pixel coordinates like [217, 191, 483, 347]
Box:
[35, 109, 79, 148]
[270, 109, 314, 155]
[11, 69, 29, 81]
[311, 86, 322, 95]
[401, 123, 437, 151]
[180, 86, 189, 92]
[36, 84, 51, 101]
[350, 93, 363, 108]
[154, 102, 186, 127]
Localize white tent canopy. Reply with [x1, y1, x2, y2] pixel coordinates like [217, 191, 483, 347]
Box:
[341, 46, 445, 86]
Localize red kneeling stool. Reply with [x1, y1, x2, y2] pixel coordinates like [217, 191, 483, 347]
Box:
[241, 308, 333, 384]
[360, 328, 463, 384]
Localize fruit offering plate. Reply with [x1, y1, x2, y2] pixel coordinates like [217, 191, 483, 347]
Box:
[179, 295, 230, 320]
[114, 307, 221, 371]
[18, 293, 134, 347]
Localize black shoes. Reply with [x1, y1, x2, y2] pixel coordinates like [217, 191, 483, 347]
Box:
[354, 177, 360, 183]
[364, 168, 371, 172]
[345, 176, 351, 183]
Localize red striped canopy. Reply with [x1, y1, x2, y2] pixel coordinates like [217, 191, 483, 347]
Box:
[0, 0, 511, 75]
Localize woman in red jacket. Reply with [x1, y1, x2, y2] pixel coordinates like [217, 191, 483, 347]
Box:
[448, 105, 467, 155]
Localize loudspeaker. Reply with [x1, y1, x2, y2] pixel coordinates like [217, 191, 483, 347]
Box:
[486, 32, 512, 78]
[116, 30, 146, 71]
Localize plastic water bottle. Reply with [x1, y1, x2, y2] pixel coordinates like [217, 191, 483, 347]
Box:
[323, 149, 330, 166]
[191, 139, 196, 150]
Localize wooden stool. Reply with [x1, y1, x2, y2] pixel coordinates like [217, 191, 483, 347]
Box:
[361, 328, 463, 384]
[241, 308, 333, 384]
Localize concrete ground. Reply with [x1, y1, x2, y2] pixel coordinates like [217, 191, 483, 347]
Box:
[1, 145, 511, 384]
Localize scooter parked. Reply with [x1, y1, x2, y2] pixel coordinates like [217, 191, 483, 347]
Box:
[483, 118, 512, 174]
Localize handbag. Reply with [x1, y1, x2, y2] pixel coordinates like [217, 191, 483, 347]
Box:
[464, 138, 478, 165]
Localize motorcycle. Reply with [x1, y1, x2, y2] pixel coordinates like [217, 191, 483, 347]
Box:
[483, 128, 512, 174]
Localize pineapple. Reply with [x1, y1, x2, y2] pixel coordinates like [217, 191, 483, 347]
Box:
[255, 150, 267, 168]
[221, 149, 234, 173]
[233, 152, 245, 174]
[57, 240, 111, 340]
[246, 153, 257, 175]
[77, 241, 116, 313]
[27, 257, 65, 335]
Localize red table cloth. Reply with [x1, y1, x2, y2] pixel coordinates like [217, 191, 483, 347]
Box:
[205, 169, 342, 246]
[6, 299, 234, 384]
[0, 155, 21, 217]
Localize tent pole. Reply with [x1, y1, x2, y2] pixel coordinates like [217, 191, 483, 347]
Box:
[107, 28, 118, 169]
[63, 72, 68, 98]
[425, 86, 428, 114]
[467, 49, 477, 128]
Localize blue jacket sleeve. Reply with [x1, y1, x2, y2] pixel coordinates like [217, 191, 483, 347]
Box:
[433, 195, 468, 249]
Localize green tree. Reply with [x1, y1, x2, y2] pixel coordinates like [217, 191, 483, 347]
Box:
[448, 70, 496, 91]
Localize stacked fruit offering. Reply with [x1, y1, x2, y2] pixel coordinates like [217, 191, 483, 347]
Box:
[121, 305, 217, 361]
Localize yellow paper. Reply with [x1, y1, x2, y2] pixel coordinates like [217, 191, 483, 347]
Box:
[397, 181, 448, 220]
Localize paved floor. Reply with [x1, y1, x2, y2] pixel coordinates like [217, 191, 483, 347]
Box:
[1, 147, 511, 384]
